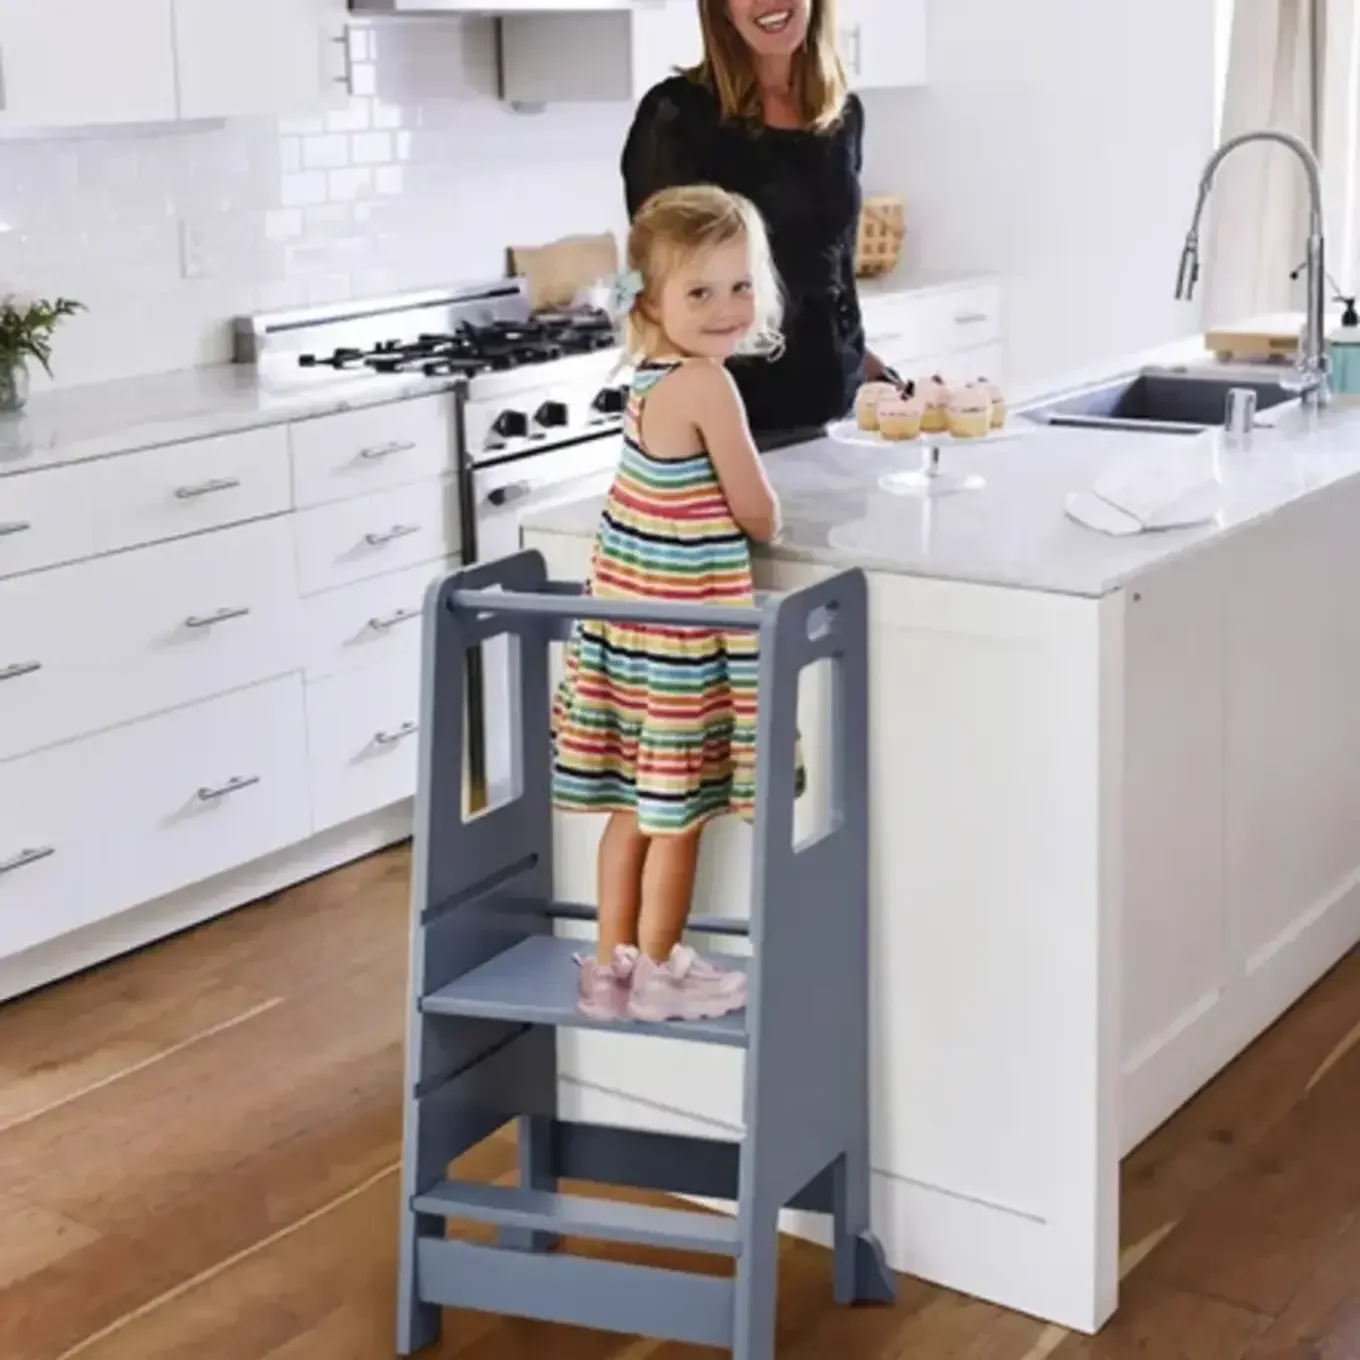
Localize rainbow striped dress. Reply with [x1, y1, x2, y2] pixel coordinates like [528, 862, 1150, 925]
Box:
[551, 359, 801, 836]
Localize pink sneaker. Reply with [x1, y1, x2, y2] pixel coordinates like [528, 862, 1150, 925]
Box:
[574, 945, 638, 1020]
[626, 945, 747, 1023]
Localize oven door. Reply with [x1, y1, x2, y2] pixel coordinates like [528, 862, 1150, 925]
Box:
[468, 435, 620, 803]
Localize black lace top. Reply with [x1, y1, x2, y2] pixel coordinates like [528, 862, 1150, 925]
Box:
[622, 74, 866, 435]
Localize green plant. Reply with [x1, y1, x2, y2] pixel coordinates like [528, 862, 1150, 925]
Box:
[0, 295, 85, 376]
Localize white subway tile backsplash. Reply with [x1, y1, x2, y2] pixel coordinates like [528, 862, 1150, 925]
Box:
[4, 19, 631, 388]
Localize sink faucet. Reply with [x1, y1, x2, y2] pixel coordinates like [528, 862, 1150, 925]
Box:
[1174, 128, 1330, 409]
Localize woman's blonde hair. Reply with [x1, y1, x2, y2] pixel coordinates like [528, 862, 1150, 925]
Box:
[623, 184, 784, 362]
[688, 0, 848, 132]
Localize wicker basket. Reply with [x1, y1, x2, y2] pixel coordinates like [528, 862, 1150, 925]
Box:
[854, 196, 906, 278]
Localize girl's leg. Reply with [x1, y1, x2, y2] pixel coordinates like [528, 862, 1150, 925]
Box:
[636, 827, 703, 962]
[596, 810, 648, 964]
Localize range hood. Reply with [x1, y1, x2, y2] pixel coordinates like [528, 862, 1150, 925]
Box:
[351, 0, 635, 12]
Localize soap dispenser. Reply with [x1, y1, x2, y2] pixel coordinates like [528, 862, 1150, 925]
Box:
[1329, 293, 1360, 395]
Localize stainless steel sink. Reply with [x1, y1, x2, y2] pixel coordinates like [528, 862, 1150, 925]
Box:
[1021, 366, 1301, 435]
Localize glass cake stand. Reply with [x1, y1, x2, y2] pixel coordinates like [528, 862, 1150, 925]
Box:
[827, 420, 1024, 497]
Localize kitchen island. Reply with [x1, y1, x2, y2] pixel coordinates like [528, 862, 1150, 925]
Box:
[521, 393, 1360, 1333]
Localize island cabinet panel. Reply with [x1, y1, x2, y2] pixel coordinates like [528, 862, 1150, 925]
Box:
[1118, 472, 1360, 1153]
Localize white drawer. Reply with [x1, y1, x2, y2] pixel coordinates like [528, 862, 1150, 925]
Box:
[0, 737, 100, 958]
[90, 424, 291, 555]
[0, 518, 303, 761]
[0, 463, 97, 580]
[293, 475, 459, 596]
[305, 659, 421, 832]
[100, 675, 312, 911]
[0, 562, 98, 761]
[290, 394, 457, 508]
[301, 556, 452, 682]
[95, 517, 304, 726]
[922, 284, 1002, 352]
[861, 283, 1002, 363]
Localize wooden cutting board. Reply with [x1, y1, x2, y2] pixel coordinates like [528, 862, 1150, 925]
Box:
[1204, 316, 1302, 363]
[508, 232, 619, 312]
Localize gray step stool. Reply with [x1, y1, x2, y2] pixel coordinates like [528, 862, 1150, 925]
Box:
[396, 547, 894, 1360]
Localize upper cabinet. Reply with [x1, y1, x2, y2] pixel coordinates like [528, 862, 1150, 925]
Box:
[840, 0, 927, 91]
[500, 0, 925, 106]
[500, 0, 703, 105]
[173, 0, 351, 121]
[0, 0, 178, 129]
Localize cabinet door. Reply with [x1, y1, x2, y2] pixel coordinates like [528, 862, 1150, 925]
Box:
[0, 0, 176, 129]
[631, 0, 705, 99]
[839, 0, 926, 91]
[173, 0, 349, 120]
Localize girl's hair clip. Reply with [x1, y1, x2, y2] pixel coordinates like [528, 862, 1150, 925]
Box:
[607, 267, 645, 315]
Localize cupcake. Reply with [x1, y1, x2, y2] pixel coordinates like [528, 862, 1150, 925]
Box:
[919, 374, 951, 433]
[948, 384, 993, 439]
[975, 376, 1006, 428]
[876, 394, 925, 441]
[854, 381, 898, 431]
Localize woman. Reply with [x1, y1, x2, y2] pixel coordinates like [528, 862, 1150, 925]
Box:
[621, 0, 891, 441]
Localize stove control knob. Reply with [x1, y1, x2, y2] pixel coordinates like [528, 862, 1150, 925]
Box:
[591, 386, 627, 416]
[534, 400, 569, 428]
[490, 409, 529, 441]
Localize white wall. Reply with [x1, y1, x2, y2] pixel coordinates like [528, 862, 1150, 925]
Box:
[0, 20, 631, 390]
[860, 0, 1218, 391]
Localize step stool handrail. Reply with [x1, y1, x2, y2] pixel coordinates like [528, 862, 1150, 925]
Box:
[449, 585, 772, 633]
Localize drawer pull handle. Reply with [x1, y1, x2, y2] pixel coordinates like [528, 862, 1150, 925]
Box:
[364, 524, 420, 547]
[374, 721, 418, 747]
[358, 440, 417, 461]
[954, 311, 989, 325]
[175, 476, 241, 500]
[0, 846, 54, 875]
[185, 605, 252, 629]
[367, 606, 420, 632]
[196, 774, 261, 802]
[0, 660, 41, 682]
[0, 520, 31, 537]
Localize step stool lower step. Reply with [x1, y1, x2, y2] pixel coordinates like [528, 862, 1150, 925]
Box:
[421, 934, 750, 1046]
[412, 1179, 741, 1256]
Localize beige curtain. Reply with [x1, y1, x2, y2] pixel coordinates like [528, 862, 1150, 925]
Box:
[1201, 0, 1319, 326]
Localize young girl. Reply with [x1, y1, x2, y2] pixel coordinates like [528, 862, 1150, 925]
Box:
[551, 184, 798, 1024]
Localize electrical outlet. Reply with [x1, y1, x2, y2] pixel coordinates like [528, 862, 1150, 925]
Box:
[178, 220, 207, 280]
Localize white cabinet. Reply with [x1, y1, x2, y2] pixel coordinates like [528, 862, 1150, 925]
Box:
[500, 0, 704, 104]
[860, 279, 1005, 381]
[0, 0, 177, 130]
[840, 0, 927, 91]
[172, 0, 350, 121]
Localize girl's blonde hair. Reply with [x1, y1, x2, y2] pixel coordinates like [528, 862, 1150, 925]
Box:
[623, 184, 784, 362]
[687, 0, 848, 133]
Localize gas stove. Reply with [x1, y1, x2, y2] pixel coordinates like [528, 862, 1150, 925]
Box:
[295, 309, 618, 378]
[235, 278, 630, 466]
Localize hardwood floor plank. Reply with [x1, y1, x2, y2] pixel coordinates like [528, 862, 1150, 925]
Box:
[1048, 1276, 1270, 1358]
[0, 1198, 101, 1291]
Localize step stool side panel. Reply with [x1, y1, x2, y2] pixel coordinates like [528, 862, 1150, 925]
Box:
[742, 568, 873, 1205]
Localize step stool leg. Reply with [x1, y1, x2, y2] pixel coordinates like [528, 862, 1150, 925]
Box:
[831, 1153, 896, 1306]
[499, 1113, 559, 1253]
[396, 1210, 442, 1355]
[732, 1199, 781, 1360]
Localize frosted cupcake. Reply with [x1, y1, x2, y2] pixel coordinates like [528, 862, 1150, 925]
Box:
[948, 384, 993, 439]
[854, 381, 899, 431]
[919, 375, 951, 434]
[876, 394, 925, 441]
[975, 376, 1006, 428]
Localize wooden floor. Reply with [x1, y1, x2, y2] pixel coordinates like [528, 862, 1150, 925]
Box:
[2, 846, 1358, 1360]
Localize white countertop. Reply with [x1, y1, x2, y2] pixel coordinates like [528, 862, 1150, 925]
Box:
[524, 390, 1360, 598]
[0, 362, 469, 479]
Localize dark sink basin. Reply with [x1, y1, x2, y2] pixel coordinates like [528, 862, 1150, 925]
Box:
[1022, 369, 1300, 435]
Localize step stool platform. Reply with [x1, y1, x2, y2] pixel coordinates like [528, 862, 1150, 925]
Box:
[420, 934, 751, 1047]
[412, 1179, 742, 1256]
